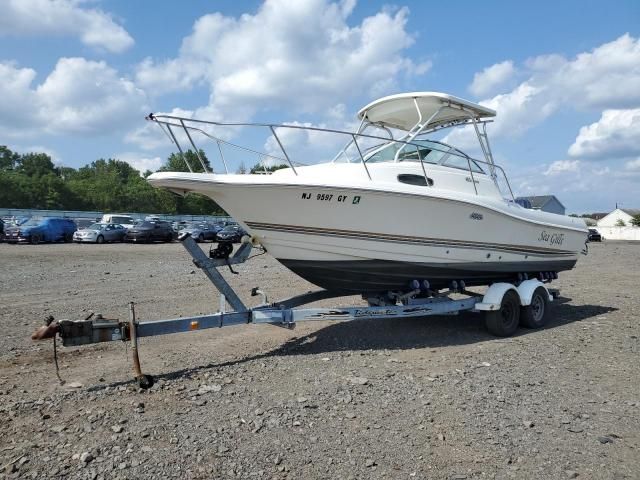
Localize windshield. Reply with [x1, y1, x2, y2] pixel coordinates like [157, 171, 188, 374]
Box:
[365, 140, 449, 164]
[88, 223, 106, 230]
[221, 225, 237, 232]
[134, 221, 153, 228]
[363, 139, 485, 174]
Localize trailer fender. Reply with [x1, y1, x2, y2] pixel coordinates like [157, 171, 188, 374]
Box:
[516, 279, 552, 306]
[474, 283, 518, 311]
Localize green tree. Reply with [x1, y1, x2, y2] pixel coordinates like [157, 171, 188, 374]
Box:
[615, 219, 626, 227]
[631, 215, 640, 227]
[16, 153, 57, 177]
[0, 147, 226, 216]
[158, 149, 211, 173]
[249, 162, 290, 174]
[0, 146, 20, 171]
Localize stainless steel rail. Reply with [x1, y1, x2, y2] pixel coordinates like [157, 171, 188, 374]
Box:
[146, 113, 515, 201]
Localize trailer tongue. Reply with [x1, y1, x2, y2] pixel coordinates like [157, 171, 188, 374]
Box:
[32, 234, 556, 389]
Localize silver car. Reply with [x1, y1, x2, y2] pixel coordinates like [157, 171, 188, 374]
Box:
[181, 222, 220, 242]
[73, 223, 126, 244]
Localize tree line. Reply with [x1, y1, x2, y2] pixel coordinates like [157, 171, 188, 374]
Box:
[0, 146, 225, 215]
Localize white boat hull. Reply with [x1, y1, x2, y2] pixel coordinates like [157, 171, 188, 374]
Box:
[148, 170, 587, 293]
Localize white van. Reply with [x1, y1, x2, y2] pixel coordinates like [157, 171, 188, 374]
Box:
[100, 214, 136, 229]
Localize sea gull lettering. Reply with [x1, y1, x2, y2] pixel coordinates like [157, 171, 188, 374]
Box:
[538, 231, 565, 246]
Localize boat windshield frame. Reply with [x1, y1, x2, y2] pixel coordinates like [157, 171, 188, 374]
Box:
[145, 101, 514, 201]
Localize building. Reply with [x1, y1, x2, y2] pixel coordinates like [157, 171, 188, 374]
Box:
[595, 208, 640, 241]
[596, 208, 640, 227]
[515, 195, 566, 215]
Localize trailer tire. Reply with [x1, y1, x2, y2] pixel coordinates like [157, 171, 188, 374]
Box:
[520, 287, 549, 329]
[485, 289, 520, 337]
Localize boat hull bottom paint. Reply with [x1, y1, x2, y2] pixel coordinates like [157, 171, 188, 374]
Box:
[279, 258, 577, 293]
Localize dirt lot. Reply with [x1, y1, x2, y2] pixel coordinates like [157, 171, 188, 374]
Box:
[0, 241, 638, 479]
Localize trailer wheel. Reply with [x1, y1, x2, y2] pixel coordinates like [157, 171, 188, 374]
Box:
[520, 287, 549, 329]
[485, 289, 520, 337]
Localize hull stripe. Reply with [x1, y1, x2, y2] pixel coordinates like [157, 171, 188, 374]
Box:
[245, 221, 577, 257]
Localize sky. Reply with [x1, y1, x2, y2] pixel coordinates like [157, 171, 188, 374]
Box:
[1, 0, 639, 213]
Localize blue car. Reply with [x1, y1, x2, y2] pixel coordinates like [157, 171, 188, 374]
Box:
[4, 217, 77, 244]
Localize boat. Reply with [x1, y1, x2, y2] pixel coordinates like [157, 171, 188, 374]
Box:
[146, 92, 588, 294]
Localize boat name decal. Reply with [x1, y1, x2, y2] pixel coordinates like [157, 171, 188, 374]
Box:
[469, 212, 483, 221]
[300, 192, 360, 204]
[538, 230, 565, 246]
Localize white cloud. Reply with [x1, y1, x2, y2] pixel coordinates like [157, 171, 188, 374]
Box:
[625, 158, 640, 171]
[469, 60, 515, 97]
[136, 0, 425, 120]
[544, 159, 580, 176]
[459, 34, 640, 143]
[116, 152, 163, 174]
[0, 0, 134, 53]
[11, 144, 61, 164]
[511, 158, 640, 212]
[263, 121, 352, 166]
[0, 58, 147, 138]
[568, 109, 640, 160]
[0, 62, 39, 130]
[442, 82, 557, 151]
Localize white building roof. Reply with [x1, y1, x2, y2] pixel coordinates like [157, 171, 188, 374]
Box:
[357, 92, 496, 131]
[596, 208, 640, 227]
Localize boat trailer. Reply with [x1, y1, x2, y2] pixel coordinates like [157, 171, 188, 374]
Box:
[32, 235, 557, 389]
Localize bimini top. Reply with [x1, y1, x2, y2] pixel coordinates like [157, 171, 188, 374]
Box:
[357, 92, 496, 131]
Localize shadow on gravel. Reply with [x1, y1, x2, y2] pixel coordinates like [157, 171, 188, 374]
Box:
[89, 299, 617, 390]
[261, 301, 618, 357]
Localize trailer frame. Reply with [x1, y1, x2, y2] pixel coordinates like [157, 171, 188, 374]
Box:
[34, 234, 557, 389]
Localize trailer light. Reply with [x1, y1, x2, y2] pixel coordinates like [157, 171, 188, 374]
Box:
[190, 321, 199, 330]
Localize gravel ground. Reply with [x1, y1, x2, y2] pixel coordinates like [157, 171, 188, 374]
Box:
[0, 241, 638, 479]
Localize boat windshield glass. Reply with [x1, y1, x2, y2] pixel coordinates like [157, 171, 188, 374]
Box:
[365, 140, 448, 165]
[442, 148, 485, 173]
[363, 139, 486, 174]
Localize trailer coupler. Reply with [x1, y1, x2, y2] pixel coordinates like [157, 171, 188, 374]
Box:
[31, 305, 157, 388]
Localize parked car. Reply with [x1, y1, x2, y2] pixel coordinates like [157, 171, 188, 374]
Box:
[215, 224, 247, 243]
[171, 221, 188, 233]
[0, 218, 4, 242]
[4, 217, 76, 244]
[74, 218, 98, 230]
[125, 220, 175, 243]
[100, 214, 136, 229]
[73, 223, 127, 243]
[588, 228, 602, 242]
[182, 222, 223, 242]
